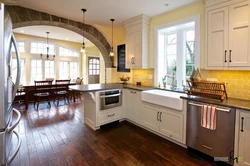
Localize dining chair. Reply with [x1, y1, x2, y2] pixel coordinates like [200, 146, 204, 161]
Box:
[34, 80, 53, 109]
[53, 79, 71, 105]
[70, 77, 83, 101]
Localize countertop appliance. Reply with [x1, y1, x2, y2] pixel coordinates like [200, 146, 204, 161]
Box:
[0, 3, 21, 166]
[187, 101, 235, 165]
[100, 89, 122, 110]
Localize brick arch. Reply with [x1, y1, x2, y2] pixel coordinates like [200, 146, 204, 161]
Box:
[6, 5, 112, 67]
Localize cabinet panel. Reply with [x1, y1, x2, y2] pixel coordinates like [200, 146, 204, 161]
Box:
[140, 103, 159, 131]
[238, 111, 250, 166]
[159, 110, 184, 142]
[229, 1, 250, 67]
[207, 7, 229, 67]
[125, 90, 140, 123]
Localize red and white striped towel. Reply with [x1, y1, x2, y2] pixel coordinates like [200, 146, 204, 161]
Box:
[201, 105, 217, 130]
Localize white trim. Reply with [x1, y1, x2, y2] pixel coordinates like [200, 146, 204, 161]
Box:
[154, 14, 200, 87]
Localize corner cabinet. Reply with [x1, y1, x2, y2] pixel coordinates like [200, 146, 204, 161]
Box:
[234, 109, 250, 166]
[206, 0, 250, 69]
[123, 15, 151, 69]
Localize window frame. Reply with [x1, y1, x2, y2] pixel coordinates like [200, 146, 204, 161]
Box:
[154, 14, 200, 87]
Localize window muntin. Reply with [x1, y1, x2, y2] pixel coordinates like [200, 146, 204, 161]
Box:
[45, 61, 55, 78]
[59, 47, 79, 57]
[31, 60, 42, 82]
[12, 42, 25, 53]
[31, 42, 55, 55]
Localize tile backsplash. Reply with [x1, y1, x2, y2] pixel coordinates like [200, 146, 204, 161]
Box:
[201, 70, 250, 100]
[132, 69, 154, 86]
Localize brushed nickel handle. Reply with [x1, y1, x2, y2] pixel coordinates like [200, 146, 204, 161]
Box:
[202, 145, 212, 150]
[157, 112, 159, 121]
[241, 117, 244, 132]
[108, 114, 115, 117]
[229, 50, 232, 62]
[130, 91, 136, 94]
[159, 112, 162, 122]
[224, 50, 227, 63]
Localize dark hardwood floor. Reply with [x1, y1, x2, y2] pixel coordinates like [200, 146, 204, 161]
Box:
[10, 100, 218, 166]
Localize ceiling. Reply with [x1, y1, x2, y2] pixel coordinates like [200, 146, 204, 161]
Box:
[13, 26, 94, 45]
[3, 0, 201, 26]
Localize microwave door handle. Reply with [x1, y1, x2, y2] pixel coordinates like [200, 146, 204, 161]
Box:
[100, 93, 121, 98]
[11, 33, 21, 101]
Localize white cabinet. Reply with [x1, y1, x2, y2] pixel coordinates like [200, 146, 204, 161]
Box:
[123, 14, 151, 68]
[206, 0, 250, 69]
[124, 89, 141, 123]
[140, 102, 186, 144]
[159, 108, 184, 142]
[235, 109, 250, 166]
[140, 103, 159, 131]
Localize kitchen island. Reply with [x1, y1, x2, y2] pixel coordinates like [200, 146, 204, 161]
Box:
[69, 83, 154, 130]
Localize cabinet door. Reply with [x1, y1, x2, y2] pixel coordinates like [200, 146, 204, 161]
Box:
[159, 109, 184, 142]
[228, 1, 250, 67]
[207, 7, 229, 67]
[126, 34, 135, 68]
[125, 90, 140, 123]
[238, 111, 250, 166]
[140, 103, 159, 131]
[134, 31, 142, 68]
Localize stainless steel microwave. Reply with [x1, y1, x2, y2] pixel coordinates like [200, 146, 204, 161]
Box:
[99, 89, 122, 110]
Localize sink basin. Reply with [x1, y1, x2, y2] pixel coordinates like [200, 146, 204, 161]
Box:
[141, 89, 186, 111]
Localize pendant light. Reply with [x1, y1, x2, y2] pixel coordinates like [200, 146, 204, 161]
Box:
[109, 19, 115, 56]
[80, 8, 87, 53]
[40, 32, 55, 61]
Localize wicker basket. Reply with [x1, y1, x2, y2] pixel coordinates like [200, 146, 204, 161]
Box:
[186, 80, 228, 101]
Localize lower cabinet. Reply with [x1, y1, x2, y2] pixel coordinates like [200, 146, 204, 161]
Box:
[235, 109, 250, 166]
[140, 102, 186, 144]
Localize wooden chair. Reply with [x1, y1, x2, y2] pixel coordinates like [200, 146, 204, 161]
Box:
[12, 82, 25, 105]
[53, 79, 71, 105]
[70, 77, 83, 101]
[34, 80, 53, 109]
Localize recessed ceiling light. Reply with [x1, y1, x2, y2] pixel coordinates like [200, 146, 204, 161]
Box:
[21, 30, 24, 33]
[165, 4, 169, 6]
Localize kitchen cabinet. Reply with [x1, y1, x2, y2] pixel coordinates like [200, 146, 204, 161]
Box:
[140, 102, 186, 144]
[124, 89, 141, 123]
[235, 109, 250, 166]
[206, 0, 250, 69]
[123, 14, 151, 68]
[159, 108, 184, 142]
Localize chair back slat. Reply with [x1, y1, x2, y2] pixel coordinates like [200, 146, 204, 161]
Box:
[34, 80, 53, 93]
[75, 77, 83, 85]
[55, 79, 71, 91]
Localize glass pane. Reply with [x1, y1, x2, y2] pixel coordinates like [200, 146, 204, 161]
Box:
[186, 30, 195, 41]
[31, 42, 37, 48]
[38, 43, 43, 48]
[89, 65, 92, 69]
[93, 59, 96, 64]
[93, 70, 96, 75]
[167, 45, 176, 55]
[97, 65, 99, 69]
[93, 65, 96, 69]
[89, 59, 93, 63]
[96, 60, 100, 64]
[186, 42, 195, 54]
[96, 70, 99, 75]
[89, 70, 93, 75]
[167, 34, 177, 44]
[186, 65, 195, 77]
[186, 53, 195, 64]
[166, 56, 176, 68]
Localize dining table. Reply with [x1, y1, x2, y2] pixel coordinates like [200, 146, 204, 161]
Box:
[21, 82, 76, 110]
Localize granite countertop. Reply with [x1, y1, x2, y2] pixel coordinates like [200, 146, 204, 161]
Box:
[181, 96, 250, 111]
[69, 83, 154, 92]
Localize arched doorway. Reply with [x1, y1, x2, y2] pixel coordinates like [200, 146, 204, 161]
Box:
[6, 5, 113, 68]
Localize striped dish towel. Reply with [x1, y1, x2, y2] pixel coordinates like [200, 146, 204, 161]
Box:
[201, 105, 217, 130]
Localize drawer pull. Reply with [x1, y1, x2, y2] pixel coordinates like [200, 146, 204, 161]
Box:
[108, 114, 115, 117]
[241, 117, 244, 132]
[202, 145, 212, 150]
[224, 50, 227, 62]
[130, 91, 136, 94]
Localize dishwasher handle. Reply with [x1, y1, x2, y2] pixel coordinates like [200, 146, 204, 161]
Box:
[188, 102, 230, 112]
[241, 117, 244, 132]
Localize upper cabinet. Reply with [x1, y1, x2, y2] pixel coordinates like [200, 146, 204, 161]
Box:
[123, 15, 151, 69]
[205, 0, 250, 69]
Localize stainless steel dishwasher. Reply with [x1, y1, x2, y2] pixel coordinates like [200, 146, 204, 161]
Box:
[187, 101, 235, 165]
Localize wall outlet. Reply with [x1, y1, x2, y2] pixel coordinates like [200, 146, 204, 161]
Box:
[148, 74, 153, 80]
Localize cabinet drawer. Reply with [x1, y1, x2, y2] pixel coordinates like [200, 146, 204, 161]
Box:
[98, 109, 122, 125]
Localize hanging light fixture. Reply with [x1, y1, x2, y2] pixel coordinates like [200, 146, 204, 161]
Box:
[80, 8, 87, 53]
[109, 18, 115, 56]
[40, 32, 55, 61]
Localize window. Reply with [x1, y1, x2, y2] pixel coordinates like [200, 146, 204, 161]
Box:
[88, 58, 100, 76]
[31, 60, 42, 81]
[45, 61, 55, 78]
[59, 62, 69, 79]
[155, 15, 200, 89]
[59, 47, 79, 57]
[70, 62, 78, 79]
[12, 58, 25, 83]
[12, 42, 25, 53]
[31, 42, 55, 55]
